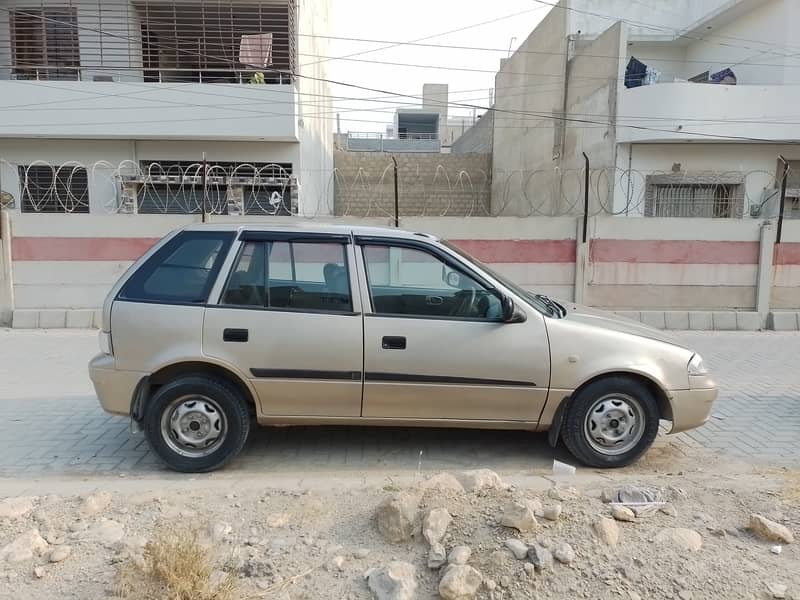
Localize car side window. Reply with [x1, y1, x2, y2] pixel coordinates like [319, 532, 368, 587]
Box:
[120, 231, 234, 304]
[222, 240, 353, 313]
[363, 244, 503, 319]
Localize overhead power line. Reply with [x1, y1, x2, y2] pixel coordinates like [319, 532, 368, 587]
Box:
[0, 6, 796, 142]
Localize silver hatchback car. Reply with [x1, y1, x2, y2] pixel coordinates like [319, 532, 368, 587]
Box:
[90, 224, 717, 472]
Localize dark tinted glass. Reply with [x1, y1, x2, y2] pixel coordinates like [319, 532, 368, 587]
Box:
[120, 231, 234, 304]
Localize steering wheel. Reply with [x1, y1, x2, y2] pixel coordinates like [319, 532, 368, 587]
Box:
[449, 288, 477, 317]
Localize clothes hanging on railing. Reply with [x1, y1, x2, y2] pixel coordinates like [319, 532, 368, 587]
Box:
[239, 33, 273, 69]
[625, 57, 647, 88]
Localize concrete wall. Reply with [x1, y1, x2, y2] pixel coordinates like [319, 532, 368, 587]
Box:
[3, 212, 797, 329]
[296, 0, 334, 216]
[773, 220, 800, 310]
[587, 217, 761, 311]
[451, 112, 494, 155]
[491, 5, 568, 215]
[560, 22, 626, 213]
[567, 0, 734, 37]
[0, 82, 300, 141]
[617, 83, 800, 144]
[613, 143, 800, 217]
[684, 0, 790, 85]
[333, 151, 492, 217]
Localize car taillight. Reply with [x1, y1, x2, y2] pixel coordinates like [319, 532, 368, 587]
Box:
[99, 331, 113, 356]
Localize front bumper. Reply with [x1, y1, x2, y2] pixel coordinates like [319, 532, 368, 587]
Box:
[89, 353, 145, 416]
[668, 386, 719, 433]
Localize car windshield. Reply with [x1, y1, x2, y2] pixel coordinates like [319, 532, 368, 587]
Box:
[441, 240, 558, 317]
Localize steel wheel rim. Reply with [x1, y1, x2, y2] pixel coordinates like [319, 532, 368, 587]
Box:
[583, 393, 645, 456]
[160, 395, 227, 458]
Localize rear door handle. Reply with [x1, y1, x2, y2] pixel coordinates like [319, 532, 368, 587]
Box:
[223, 328, 249, 343]
[382, 336, 406, 350]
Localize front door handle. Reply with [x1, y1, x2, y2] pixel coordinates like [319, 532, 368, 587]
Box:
[382, 336, 407, 350]
[223, 328, 249, 343]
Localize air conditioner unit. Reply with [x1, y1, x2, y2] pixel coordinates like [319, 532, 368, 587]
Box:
[119, 181, 140, 214]
[226, 185, 244, 216]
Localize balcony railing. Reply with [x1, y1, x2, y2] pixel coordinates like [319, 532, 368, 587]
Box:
[1, 0, 297, 84]
[346, 133, 441, 153]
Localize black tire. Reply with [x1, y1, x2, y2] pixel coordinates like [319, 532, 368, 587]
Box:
[143, 375, 251, 473]
[561, 376, 660, 468]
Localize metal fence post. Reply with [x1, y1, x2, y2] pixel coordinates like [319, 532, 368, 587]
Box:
[391, 156, 399, 227]
[776, 155, 788, 244]
[201, 153, 208, 223]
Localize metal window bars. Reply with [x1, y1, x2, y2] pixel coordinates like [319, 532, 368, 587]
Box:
[2, 0, 297, 84]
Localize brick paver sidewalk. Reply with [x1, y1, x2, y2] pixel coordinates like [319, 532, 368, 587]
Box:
[0, 331, 797, 476]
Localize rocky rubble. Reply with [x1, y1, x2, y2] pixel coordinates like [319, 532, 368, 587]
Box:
[0, 468, 798, 599]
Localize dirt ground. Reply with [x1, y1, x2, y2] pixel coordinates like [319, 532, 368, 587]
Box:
[1, 449, 797, 600]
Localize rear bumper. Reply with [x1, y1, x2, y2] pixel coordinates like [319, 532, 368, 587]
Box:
[668, 387, 718, 433]
[89, 353, 145, 416]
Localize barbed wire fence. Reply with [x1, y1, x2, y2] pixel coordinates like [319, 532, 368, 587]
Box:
[0, 158, 795, 220]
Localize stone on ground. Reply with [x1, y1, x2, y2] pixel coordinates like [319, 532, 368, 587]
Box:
[375, 494, 420, 543]
[498, 502, 538, 533]
[611, 505, 636, 522]
[439, 564, 483, 600]
[428, 543, 447, 569]
[526, 544, 553, 572]
[0, 530, 49, 563]
[504, 539, 528, 560]
[365, 562, 417, 600]
[593, 517, 620, 547]
[80, 492, 112, 516]
[750, 514, 794, 544]
[553, 542, 576, 565]
[542, 504, 562, 521]
[423, 508, 452, 545]
[0, 497, 36, 520]
[456, 469, 505, 492]
[448, 545, 472, 566]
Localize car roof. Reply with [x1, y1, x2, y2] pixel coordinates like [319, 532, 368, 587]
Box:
[181, 221, 440, 241]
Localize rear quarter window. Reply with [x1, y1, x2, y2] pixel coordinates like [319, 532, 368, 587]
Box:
[119, 231, 234, 304]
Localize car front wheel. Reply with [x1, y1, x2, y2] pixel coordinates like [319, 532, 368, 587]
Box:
[143, 375, 251, 473]
[561, 376, 660, 468]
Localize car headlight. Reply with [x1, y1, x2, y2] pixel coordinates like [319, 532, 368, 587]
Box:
[688, 353, 707, 376]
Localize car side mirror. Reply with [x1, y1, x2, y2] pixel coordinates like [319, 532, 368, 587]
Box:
[501, 296, 527, 323]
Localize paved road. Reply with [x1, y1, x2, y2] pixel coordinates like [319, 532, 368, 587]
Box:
[0, 330, 798, 477]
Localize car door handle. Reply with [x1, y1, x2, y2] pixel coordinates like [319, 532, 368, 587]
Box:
[382, 336, 407, 350]
[223, 328, 249, 343]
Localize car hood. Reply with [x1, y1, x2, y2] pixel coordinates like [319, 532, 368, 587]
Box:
[558, 302, 686, 348]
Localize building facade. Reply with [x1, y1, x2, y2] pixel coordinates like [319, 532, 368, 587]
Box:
[0, 0, 334, 218]
[484, 0, 800, 220]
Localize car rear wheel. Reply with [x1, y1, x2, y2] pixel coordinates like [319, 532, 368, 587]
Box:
[143, 375, 251, 473]
[561, 376, 660, 468]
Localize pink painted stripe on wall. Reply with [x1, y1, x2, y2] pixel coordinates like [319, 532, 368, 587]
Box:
[450, 239, 575, 264]
[775, 243, 800, 266]
[591, 240, 759, 265]
[11, 236, 577, 264]
[12, 237, 160, 261]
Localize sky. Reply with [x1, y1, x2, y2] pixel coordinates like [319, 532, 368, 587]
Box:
[321, 0, 552, 134]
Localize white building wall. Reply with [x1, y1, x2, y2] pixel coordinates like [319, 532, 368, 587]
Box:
[567, 0, 733, 36]
[613, 142, 800, 216]
[684, 0, 789, 85]
[0, 138, 302, 215]
[296, 0, 334, 216]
